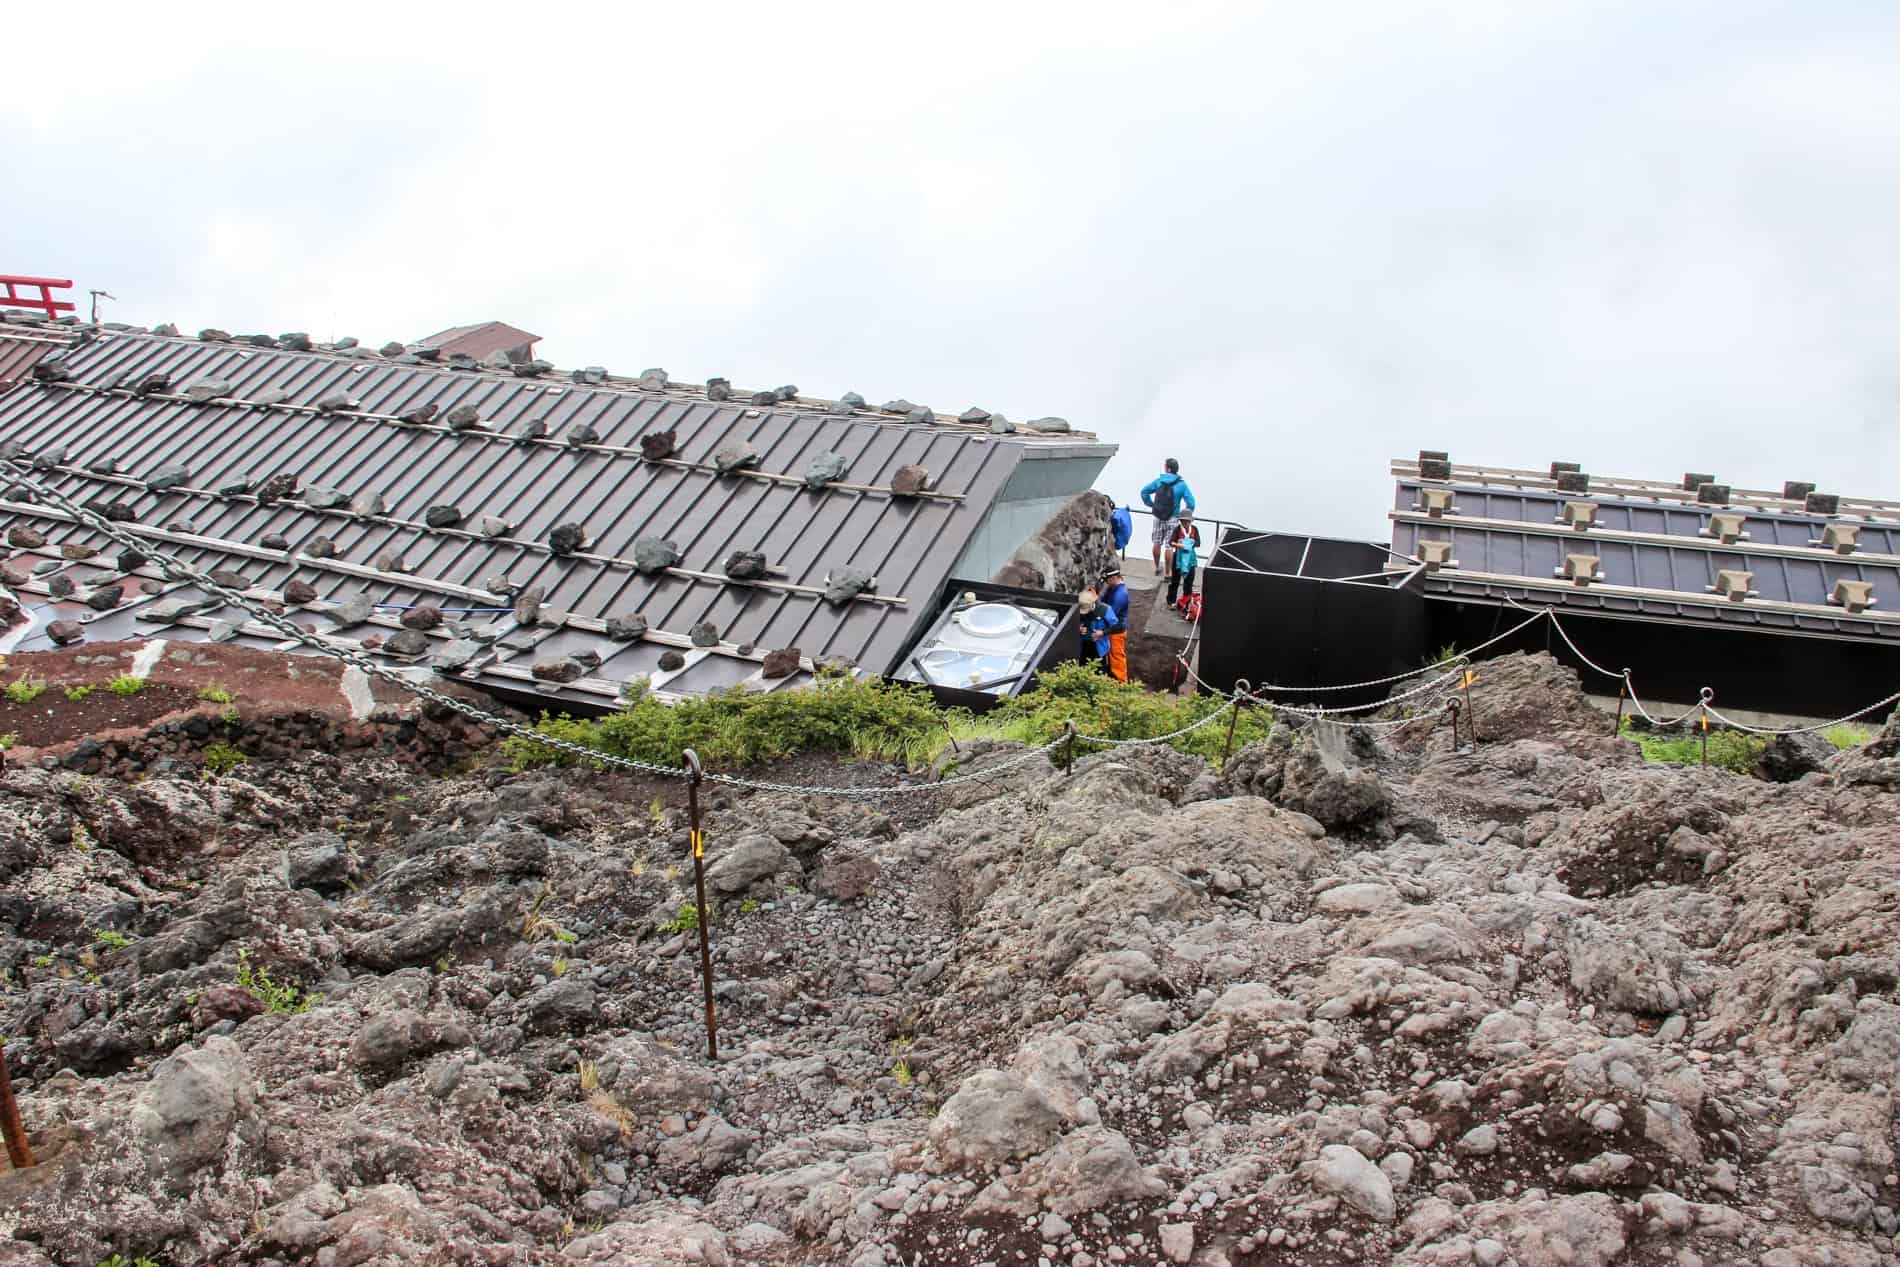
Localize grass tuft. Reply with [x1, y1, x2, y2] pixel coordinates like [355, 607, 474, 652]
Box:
[5, 672, 47, 704]
[105, 675, 147, 697]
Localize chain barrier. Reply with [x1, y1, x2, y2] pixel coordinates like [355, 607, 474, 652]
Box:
[1702, 691, 1900, 738]
[1241, 608, 1549, 693]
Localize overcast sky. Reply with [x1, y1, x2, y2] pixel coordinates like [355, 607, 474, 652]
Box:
[5, 1, 1896, 539]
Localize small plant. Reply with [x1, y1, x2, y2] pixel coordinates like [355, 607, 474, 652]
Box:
[235, 948, 315, 1014]
[577, 1060, 600, 1093]
[1823, 722, 1877, 750]
[5, 672, 47, 704]
[197, 684, 236, 704]
[92, 928, 132, 950]
[0, 733, 16, 750]
[656, 902, 702, 935]
[738, 898, 759, 916]
[220, 706, 241, 726]
[434, 955, 453, 974]
[662, 863, 681, 883]
[647, 795, 666, 828]
[105, 675, 148, 697]
[202, 742, 246, 775]
[891, 1058, 914, 1087]
[97, 1255, 163, 1267]
[1618, 718, 1767, 773]
[31, 953, 53, 968]
[65, 685, 94, 701]
[551, 957, 569, 978]
[552, 927, 578, 945]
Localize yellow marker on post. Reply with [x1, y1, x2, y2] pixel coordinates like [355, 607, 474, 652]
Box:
[691, 829, 704, 859]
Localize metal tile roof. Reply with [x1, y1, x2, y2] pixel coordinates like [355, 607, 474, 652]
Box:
[0, 322, 80, 393]
[417, 321, 540, 360]
[0, 330, 1110, 706]
[1386, 458, 1900, 643]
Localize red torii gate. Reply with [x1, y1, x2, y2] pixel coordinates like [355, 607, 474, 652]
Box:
[0, 275, 75, 320]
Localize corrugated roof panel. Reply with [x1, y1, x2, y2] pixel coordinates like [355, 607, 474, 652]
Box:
[0, 331, 1112, 701]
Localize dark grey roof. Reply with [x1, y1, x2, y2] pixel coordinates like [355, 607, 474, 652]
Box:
[1387, 459, 1900, 642]
[0, 322, 79, 393]
[0, 329, 1111, 706]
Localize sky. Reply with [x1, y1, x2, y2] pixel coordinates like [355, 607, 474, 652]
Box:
[4, 1, 1897, 540]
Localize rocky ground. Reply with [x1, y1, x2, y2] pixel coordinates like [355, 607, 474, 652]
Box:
[2, 652, 1899, 1266]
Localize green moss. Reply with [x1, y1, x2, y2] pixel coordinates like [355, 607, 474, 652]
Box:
[1620, 719, 1767, 773]
[503, 663, 1272, 776]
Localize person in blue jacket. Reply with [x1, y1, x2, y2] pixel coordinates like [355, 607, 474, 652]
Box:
[1098, 566, 1130, 681]
[1076, 587, 1121, 669]
[1140, 459, 1195, 573]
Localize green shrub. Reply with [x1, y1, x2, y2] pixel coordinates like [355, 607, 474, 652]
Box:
[65, 685, 93, 701]
[92, 928, 132, 950]
[235, 949, 315, 1014]
[1823, 722, 1877, 751]
[105, 675, 147, 697]
[5, 672, 47, 704]
[202, 742, 246, 775]
[1619, 719, 1766, 773]
[0, 733, 15, 750]
[197, 684, 236, 704]
[503, 664, 1271, 775]
[974, 661, 1273, 763]
[657, 903, 702, 935]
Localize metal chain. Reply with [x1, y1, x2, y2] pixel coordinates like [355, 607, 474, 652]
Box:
[1703, 693, 1900, 738]
[1069, 695, 1240, 747]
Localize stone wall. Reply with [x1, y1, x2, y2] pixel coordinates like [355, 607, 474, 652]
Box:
[991, 490, 1118, 595]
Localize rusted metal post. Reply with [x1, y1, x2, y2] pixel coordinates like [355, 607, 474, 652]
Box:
[1447, 697, 1462, 749]
[0, 1046, 34, 1169]
[1220, 680, 1252, 763]
[1062, 720, 1077, 776]
[682, 751, 718, 1061]
[1460, 668, 1481, 744]
[1612, 672, 1629, 736]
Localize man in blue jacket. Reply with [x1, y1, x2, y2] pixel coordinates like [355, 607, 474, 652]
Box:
[1140, 459, 1195, 573]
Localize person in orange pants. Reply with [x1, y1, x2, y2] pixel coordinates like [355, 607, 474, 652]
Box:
[1099, 566, 1130, 682]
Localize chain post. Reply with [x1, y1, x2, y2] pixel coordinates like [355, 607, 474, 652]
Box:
[1612, 671, 1629, 736]
[1446, 696, 1463, 749]
[1062, 720, 1077, 776]
[682, 750, 718, 1061]
[1221, 679, 1252, 763]
[1460, 666, 1481, 744]
[1698, 688, 1713, 768]
[0, 1046, 33, 1169]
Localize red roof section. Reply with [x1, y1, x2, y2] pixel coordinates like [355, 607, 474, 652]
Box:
[416, 320, 540, 362]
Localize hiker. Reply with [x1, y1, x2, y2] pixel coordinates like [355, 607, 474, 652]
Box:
[1099, 566, 1130, 682]
[1140, 458, 1196, 573]
[1166, 510, 1202, 609]
[1076, 587, 1120, 669]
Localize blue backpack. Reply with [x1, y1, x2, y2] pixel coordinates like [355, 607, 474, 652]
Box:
[1111, 506, 1133, 551]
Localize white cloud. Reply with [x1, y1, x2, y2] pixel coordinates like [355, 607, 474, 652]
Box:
[5, 0, 1897, 537]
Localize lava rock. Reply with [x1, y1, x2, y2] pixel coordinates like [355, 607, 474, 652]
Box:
[760, 647, 802, 679]
[383, 630, 430, 658]
[803, 452, 848, 491]
[130, 1035, 258, 1180]
[424, 505, 464, 530]
[632, 538, 680, 574]
[400, 605, 443, 631]
[278, 332, 313, 351]
[475, 515, 514, 538]
[301, 535, 336, 559]
[547, 523, 587, 556]
[315, 391, 359, 414]
[905, 406, 935, 426]
[284, 579, 319, 605]
[513, 586, 546, 626]
[891, 464, 929, 496]
[255, 472, 299, 503]
[46, 619, 83, 645]
[723, 550, 768, 580]
[259, 533, 289, 551]
[959, 405, 991, 423]
[250, 387, 291, 408]
[605, 613, 649, 641]
[47, 575, 74, 599]
[182, 378, 233, 403]
[639, 429, 678, 461]
[658, 650, 686, 672]
[712, 441, 760, 475]
[6, 525, 45, 549]
[532, 657, 586, 684]
[146, 466, 192, 493]
[304, 486, 349, 511]
[350, 491, 386, 517]
[444, 404, 483, 431]
[565, 424, 600, 448]
[706, 834, 791, 894]
[705, 377, 731, 401]
[689, 620, 720, 648]
[84, 587, 121, 611]
[825, 566, 876, 604]
[398, 403, 439, 425]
